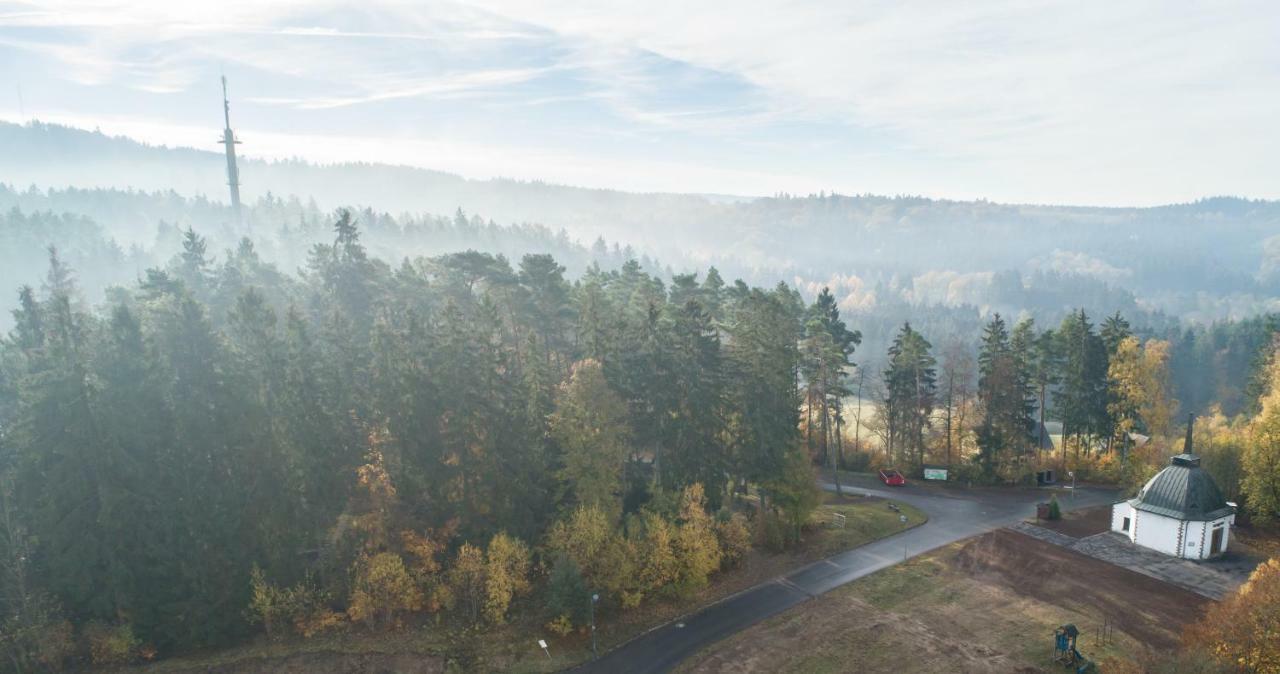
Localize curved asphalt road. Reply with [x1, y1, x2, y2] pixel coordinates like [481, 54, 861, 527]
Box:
[573, 476, 1119, 674]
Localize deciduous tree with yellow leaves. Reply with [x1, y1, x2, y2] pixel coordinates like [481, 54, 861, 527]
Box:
[674, 484, 722, 593]
[1244, 349, 1280, 523]
[1107, 336, 1176, 448]
[1186, 558, 1280, 672]
[483, 533, 531, 624]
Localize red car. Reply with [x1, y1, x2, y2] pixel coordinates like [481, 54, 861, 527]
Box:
[879, 469, 906, 486]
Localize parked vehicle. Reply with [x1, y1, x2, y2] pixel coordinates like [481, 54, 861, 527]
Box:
[879, 469, 906, 486]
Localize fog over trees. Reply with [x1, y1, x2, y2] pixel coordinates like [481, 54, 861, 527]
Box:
[5, 121, 1280, 329]
[2, 117, 1280, 671]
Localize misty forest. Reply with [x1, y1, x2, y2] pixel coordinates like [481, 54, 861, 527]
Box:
[1, 121, 1280, 673]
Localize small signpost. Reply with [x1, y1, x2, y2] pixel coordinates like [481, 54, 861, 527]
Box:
[538, 639, 550, 659]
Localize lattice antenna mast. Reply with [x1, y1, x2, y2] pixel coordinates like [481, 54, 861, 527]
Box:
[220, 76, 243, 222]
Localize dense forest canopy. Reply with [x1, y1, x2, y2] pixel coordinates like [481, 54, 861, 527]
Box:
[2, 209, 1278, 669]
[3, 121, 1279, 325]
[0, 214, 824, 661]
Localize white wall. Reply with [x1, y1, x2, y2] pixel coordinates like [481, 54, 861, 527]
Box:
[1182, 520, 1206, 559]
[1110, 502, 1133, 537]
[1133, 511, 1184, 556]
[1123, 510, 1233, 559]
[1187, 517, 1232, 560]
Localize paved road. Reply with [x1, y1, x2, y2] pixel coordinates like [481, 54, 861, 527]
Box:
[573, 476, 1119, 674]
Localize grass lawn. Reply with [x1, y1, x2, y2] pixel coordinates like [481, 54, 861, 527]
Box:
[140, 491, 925, 673]
[809, 492, 926, 557]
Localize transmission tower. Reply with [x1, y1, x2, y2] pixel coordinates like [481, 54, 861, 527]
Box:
[219, 76, 243, 223]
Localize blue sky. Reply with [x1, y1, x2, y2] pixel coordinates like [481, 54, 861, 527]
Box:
[1, 0, 1278, 205]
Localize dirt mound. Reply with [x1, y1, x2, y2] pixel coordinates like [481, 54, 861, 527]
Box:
[954, 529, 1209, 649]
[163, 651, 445, 674]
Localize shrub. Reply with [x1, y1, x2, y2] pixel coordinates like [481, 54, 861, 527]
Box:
[347, 552, 424, 629]
[1047, 495, 1062, 520]
[1186, 557, 1280, 672]
[247, 565, 288, 639]
[636, 511, 677, 598]
[543, 554, 588, 628]
[757, 509, 787, 553]
[715, 512, 752, 568]
[449, 543, 487, 624]
[248, 565, 345, 639]
[284, 573, 345, 639]
[84, 621, 140, 666]
[674, 484, 722, 593]
[545, 614, 573, 637]
[840, 450, 873, 472]
[484, 532, 532, 624]
[35, 619, 75, 671]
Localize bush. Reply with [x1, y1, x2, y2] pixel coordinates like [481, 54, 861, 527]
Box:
[1186, 557, 1280, 671]
[247, 565, 288, 639]
[248, 565, 345, 639]
[35, 619, 75, 671]
[949, 461, 997, 486]
[674, 484, 722, 594]
[545, 614, 573, 637]
[636, 511, 677, 600]
[1047, 496, 1062, 520]
[757, 509, 787, 553]
[543, 554, 589, 628]
[840, 450, 873, 472]
[484, 532, 532, 624]
[84, 621, 141, 666]
[715, 512, 752, 568]
[347, 552, 424, 629]
[284, 573, 345, 639]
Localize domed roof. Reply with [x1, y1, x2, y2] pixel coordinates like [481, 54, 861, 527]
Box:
[1130, 453, 1234, 521]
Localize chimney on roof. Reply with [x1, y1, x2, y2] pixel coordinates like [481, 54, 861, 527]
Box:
[1184, 413, 1195, 455]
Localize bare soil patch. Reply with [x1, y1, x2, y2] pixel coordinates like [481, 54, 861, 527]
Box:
[679, 528, 1212, 674]
[1033, 503, 1113, 539]
[954, 529, 1209, 650]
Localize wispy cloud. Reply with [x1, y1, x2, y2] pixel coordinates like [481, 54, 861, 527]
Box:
[1, 0, 1278, 204]
[250, 67, 553, 109]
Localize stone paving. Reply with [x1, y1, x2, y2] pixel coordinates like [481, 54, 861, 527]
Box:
[1010, 521, 1258, 599]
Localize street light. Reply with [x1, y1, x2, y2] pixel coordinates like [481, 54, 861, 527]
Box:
[1068, 470, 1076, 498]
[590, 591, 600, 659]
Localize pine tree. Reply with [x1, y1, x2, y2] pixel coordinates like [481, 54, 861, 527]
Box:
[883, 322, 935, 470]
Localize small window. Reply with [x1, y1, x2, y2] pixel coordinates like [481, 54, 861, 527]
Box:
[1121, 517, 1130, 532]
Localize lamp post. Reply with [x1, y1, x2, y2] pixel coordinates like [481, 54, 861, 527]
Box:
[590, 591, 600, 659]
[1069, 471, 1076, 499]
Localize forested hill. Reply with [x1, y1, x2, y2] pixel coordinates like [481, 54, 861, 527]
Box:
[4, 121, 1279, 324]
[1, 210, 1277, 670]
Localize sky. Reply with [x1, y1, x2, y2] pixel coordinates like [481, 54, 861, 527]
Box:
[1, 0, 1278, 206]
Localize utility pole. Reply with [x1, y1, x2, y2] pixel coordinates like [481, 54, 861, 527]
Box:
[219, 75, 243, 224]
[589, 591, 599, 659]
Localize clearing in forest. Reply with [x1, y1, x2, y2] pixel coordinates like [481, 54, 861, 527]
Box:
[678, 528, 1209, 673]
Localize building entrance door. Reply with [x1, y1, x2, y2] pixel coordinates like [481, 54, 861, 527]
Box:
[1210, 526, 1224, 554]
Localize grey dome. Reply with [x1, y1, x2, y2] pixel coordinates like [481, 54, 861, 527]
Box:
[1130, 454, 1234, 521]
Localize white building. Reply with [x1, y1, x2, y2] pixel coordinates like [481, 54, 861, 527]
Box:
[1110, 453, 1235, 560]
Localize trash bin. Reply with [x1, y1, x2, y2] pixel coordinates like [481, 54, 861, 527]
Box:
[1036, 503, 1051, 520]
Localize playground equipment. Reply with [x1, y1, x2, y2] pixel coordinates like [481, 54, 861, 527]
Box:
[1053, 624, 1094, 673]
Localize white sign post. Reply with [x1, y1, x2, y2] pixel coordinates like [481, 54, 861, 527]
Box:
[538, 639, 550, 659]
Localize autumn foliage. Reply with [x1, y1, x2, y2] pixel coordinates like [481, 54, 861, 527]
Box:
[1185, 558, 1280, 673]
